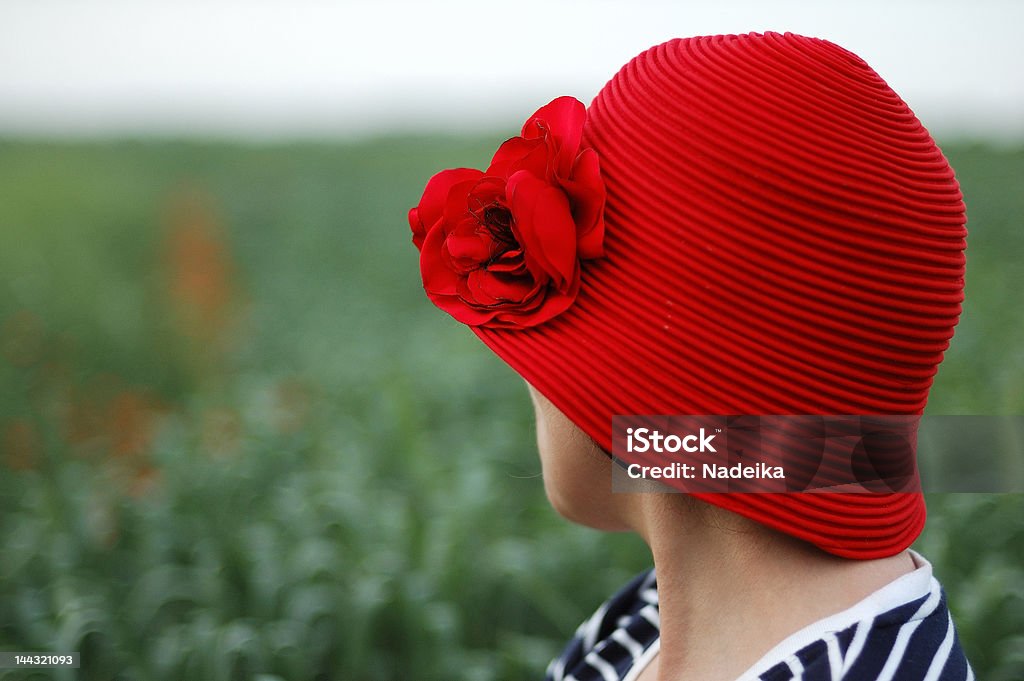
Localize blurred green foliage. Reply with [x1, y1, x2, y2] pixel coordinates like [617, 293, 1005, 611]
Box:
[0, 138, 1021, 681]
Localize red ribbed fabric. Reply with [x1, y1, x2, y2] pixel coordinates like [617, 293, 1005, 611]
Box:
[470, 33, 966, 559]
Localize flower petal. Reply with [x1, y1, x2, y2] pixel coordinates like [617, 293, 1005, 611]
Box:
[507, 170, 578, 290]
[562, 148, 607, 260]
[411, 167, 483, 248]
[466, 175, 506, 210]
[487, 249, 529, 275]
[490, 262, 581, 329]
[522, 96, 586, 177]
[408, 207, 425, 248]
[428, 289, 499, 326]
[441, 176, 487, 224]
[446, 218, 494, 267]
[467, 268, 539, 306]
[487, 136, 547, 180]
[420, 223, 461, 296]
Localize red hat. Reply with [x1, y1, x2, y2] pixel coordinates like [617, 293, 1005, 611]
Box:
[409, 32, 967, 559]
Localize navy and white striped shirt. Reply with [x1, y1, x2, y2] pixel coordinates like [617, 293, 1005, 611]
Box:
[546, 552, 974, 681]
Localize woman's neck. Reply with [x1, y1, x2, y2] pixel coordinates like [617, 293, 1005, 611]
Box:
[630, 496, 915, 681]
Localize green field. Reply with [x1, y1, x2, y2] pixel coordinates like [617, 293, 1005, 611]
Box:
[0, 138, 1021, 680]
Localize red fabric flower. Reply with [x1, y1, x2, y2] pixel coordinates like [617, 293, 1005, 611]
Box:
[409, 96, 606, 329]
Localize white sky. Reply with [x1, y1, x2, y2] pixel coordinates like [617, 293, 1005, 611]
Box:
[1, 0, 1021, 139]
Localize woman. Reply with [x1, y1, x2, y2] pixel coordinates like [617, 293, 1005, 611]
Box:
[409, 32, 974, 681]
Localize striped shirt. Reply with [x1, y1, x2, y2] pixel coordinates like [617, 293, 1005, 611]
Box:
[545, 551, 974, 681]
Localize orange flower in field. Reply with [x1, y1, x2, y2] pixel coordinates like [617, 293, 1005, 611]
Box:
[65, 379, 115, 454]
[127, 464, 161, 500]
[108, 389, 165, 459]
[98, 386, 166, 499]
[164, 187, 236, 345]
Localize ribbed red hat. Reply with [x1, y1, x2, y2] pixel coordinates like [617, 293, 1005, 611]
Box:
[416, 32, 967, 559]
